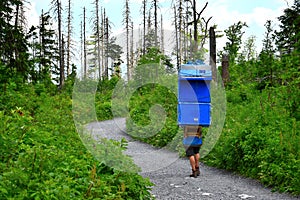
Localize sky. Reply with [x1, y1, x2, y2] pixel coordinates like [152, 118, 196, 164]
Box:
[25, 0, 294, 66]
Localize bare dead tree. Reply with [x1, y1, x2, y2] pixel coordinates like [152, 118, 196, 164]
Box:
[105, 17, 109, 78]
[50, 0, 64, 87]
[91, 0, 103, 79]
[178, 0, 183, 64]
[141, 0, 147, 55]
[80, 20, 83, 77]
[153, 0, 158, 47]
[83, 7, 87, 78]
[209, 27, 217, 81]
[174, 5, 180, 70]
[130, 21, 134, 74]
[123, 0, 131, 81]
[185, 1, 212, 58]
[66, 0, 74, 76]
[160, 14, 164, 54]
[101, 8, 105, 77]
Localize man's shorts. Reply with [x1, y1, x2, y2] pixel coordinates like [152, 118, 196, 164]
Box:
[185, 146, 200, 157]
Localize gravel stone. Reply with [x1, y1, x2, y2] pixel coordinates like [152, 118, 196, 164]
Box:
[86, 118, 300, 200]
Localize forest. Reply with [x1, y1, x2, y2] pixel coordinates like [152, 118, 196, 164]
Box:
[0, 0, 299, 199]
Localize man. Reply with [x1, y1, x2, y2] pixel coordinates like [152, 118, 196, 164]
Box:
[183, 126, 202, 178]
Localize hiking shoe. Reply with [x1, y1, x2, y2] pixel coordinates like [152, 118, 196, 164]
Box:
[196, 167, 200, 176]
[189, 170, 197, 178]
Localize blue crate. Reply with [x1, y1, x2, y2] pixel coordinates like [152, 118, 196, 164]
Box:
[179, 69, 212, 77]
[177, 103, 211, 126]
[180, 61, 212, 77]
[178, 77, 211, 103]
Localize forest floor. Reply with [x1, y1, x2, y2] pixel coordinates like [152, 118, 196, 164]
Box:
[86, 118, 300, 200]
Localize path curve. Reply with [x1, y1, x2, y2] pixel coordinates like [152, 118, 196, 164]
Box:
[86, 118, 300, 200]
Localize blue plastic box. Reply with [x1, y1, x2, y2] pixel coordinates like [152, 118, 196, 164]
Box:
[178, 77, 211, 103]
[177, 103, 211, 126]
[180, 61, 211, 77]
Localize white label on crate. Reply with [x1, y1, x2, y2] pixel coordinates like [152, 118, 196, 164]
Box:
[194, 118, 199, 121]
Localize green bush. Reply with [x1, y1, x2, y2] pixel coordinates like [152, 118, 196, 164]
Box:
[126, 83, 178, 147]
[0, 84, 154, 199]
[203, 87, 300, 194]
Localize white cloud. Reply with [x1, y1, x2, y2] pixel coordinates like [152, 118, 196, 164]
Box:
[275, 0, 294, 7]
[197, 0, 292, 52]
[25, 2, 40, 28]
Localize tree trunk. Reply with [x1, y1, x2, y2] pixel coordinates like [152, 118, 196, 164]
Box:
[142, 0, 147, 55]
[154, 0, 158, 47]
[222, 54, 229, 86]
[101, 8, 105, 78]
[174, 5, 180, 70]
[178, 0, 183, 64]
[57, 0, 64, 89]
[105, 17, 109, 78]
[83, 7, 87, 78]
[95, 0, 102, 79]
[209, 27, 217, 81]
[184, 1, 189, 61]
[192, 0, 198, 53]
[66, 0, 71, 76]
[160, 14, 164, 54]
[124, 0, 130, 81]
[130, 21, 134, 77]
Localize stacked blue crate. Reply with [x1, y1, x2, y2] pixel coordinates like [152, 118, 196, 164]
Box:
[177, 60, 212, 126]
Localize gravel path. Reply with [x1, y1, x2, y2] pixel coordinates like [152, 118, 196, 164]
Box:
[86, 118, 300, 200]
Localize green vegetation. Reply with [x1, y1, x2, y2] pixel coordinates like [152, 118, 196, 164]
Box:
[0, 81, 153, 199]
[125, 1, 300, 195]
[1, 0, 299, 198]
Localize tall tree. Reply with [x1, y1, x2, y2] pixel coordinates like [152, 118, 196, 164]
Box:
[222, 21, 248, 83]
[160, 14, 164, 54]
[107, 36, 123, 66]
[50, 0, 64, 88]
[242, 35, 256, 61]
[83, 7, 87, 78]
[130, 21, 134, 77]
[101, 8, 105, 77]
[140, 0, 147, 55]
[123, 0, 131, 81]
[104, 16, 109, 78]
[151, 0, 159, 47]
[257, 20, 275, 86]
[80, 20, 83, 77]
[223, 21, 248, 65]
[145, 10, 156, 49]
[178, 0, 183, 64]
[184, 1, 212, 59]
[275, 0, 300, 54]
[66, 0, 74, 76]
[37, 11, 59, 83]
[173, 5, 180, 70]
[15, 0, 27, 31]
[91, 0, 102, 79]
[0, 0, 30, 85]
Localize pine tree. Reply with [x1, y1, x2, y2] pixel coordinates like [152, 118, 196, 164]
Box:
[37, 11, 59, 84]
[141, 0, 147, 55]
[123, 0, 131, 81]
[275, 0, 300, 54]
[0, 0, 30, 85]
[66, 0, 74, 77]
[83, 7, 87, 78]
[50, 0, 64, 88]
[91, 0, 102, 79]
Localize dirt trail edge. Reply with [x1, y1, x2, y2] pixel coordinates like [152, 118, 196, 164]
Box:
[86, 118, 299, 200]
